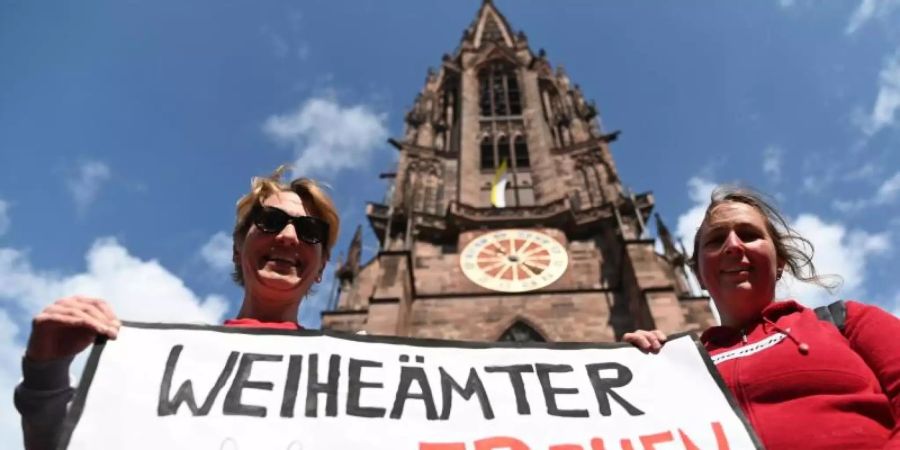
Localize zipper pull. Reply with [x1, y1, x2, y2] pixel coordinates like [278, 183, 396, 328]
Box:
[741, 330, 748, 344]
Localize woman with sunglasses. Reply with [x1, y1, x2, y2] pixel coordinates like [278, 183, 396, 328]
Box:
[15, 166, 339, 449]
[624, 185, 899, 450]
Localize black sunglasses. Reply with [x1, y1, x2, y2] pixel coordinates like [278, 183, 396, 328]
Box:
[251, 205, 329, 245]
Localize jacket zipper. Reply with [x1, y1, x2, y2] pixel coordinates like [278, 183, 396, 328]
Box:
[735, 327, 763, 444]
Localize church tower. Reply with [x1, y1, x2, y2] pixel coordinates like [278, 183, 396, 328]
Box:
[322, 1, 716, 342]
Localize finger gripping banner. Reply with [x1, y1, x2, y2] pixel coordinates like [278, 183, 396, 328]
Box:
[59, 323, 761, 450]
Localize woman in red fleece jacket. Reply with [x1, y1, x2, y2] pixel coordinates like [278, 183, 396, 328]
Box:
[15, 166, 341, 449]
[625, 186, 899, 450]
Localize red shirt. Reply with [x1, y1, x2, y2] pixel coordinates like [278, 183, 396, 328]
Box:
[223, 318, 301, 330]
[701, 300, 900, 450]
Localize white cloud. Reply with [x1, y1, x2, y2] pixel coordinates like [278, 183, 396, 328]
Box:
[0, 238, 229, 448]
[297, 41, 311, 61]
[778, 0, 841, 10]
[845, 162, 879, 181]
[261, 12, 310, 61]
[261, 25, 290, 59]
[847, 0, 879, 34]
[263, 97, 388, 178]
[762, 146, 782, 183]
[832, 170, 900, 212]
[0, 199, 9, 237]
[66, 161, 111, 215]
[861, 49, 900, 136]
[675, 177, 717, 255]
[801, 169, 839, 195]
[802, 176, 821, 193]
[875, 171, 900, 203]
[846, 0, 900, 34]
[776, 0, 820, 9]
[777, 214, 890, 307]
[200, 231, 234, 272]
[832, 198, 868, 213]
[0, 238, 228, 323]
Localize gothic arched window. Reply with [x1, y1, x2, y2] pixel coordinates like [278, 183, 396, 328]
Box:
[480, 134, 531, 171]
[497, 135, 511, 166]
[498, 321, 545, 343]
[479, 63, 522, 117]
[574, 160, 608, 208]
[513, 135, 529, 168]
[422, 170, 442, 214]
[406, 163, 443, 214]
[407, 171, 424, 212]
[480, 136, 495, 170]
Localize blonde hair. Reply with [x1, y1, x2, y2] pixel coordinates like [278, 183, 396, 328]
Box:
[231, 165, 340, 285]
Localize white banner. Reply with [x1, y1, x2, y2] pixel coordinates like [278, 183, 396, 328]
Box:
[60, 323, 761, 450]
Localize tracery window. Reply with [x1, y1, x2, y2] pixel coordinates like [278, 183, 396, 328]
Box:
[480, 137, 495, 170]
[575, 160, 608, 208]
[497, 136, 511, 166]
[406, 162, 443, 215]
[514, 136, 529, 168]
[479, 134, 530, 170]
[479, 63, 522, 117]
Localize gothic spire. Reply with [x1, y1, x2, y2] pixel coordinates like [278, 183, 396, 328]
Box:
[463, 0, 517, 49]
[655, 213, 685, 264]
[335, 225, 363, 281]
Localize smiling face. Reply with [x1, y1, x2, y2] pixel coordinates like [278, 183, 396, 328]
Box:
[236, 191, 325, 307]
[696, 201, 784, 327]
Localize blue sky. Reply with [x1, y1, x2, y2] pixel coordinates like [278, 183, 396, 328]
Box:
[1, 0, 899, 445]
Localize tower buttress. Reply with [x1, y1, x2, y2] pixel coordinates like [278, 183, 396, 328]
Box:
[335, 225, 363, 282]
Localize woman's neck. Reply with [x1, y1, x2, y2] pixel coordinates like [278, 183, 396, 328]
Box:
[716, 293, 776, 330]
[236, 296, 300, 323]
[720, 308, 769, 331]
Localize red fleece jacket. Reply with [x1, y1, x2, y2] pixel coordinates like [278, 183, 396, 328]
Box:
[223, 318, 301, 330]
[701, 300, 900, 450]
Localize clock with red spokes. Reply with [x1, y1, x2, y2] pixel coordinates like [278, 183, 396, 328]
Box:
[460, 229, 568, 293]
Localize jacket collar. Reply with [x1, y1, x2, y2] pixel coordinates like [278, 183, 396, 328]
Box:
[700, 299, 805, 346]
[224, 318, 301, 330]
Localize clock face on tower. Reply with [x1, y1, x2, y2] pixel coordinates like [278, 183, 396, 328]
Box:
[460, 229, 569, 293]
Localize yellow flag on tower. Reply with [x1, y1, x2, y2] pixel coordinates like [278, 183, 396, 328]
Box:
[490, 158, 509, 208]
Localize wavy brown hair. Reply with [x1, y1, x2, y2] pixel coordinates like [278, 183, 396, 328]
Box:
[689, 185, 839, 291]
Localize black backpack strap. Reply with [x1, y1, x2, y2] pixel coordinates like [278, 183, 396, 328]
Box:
[827, 300, 848, 333]
[814, 300, 848, 334]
